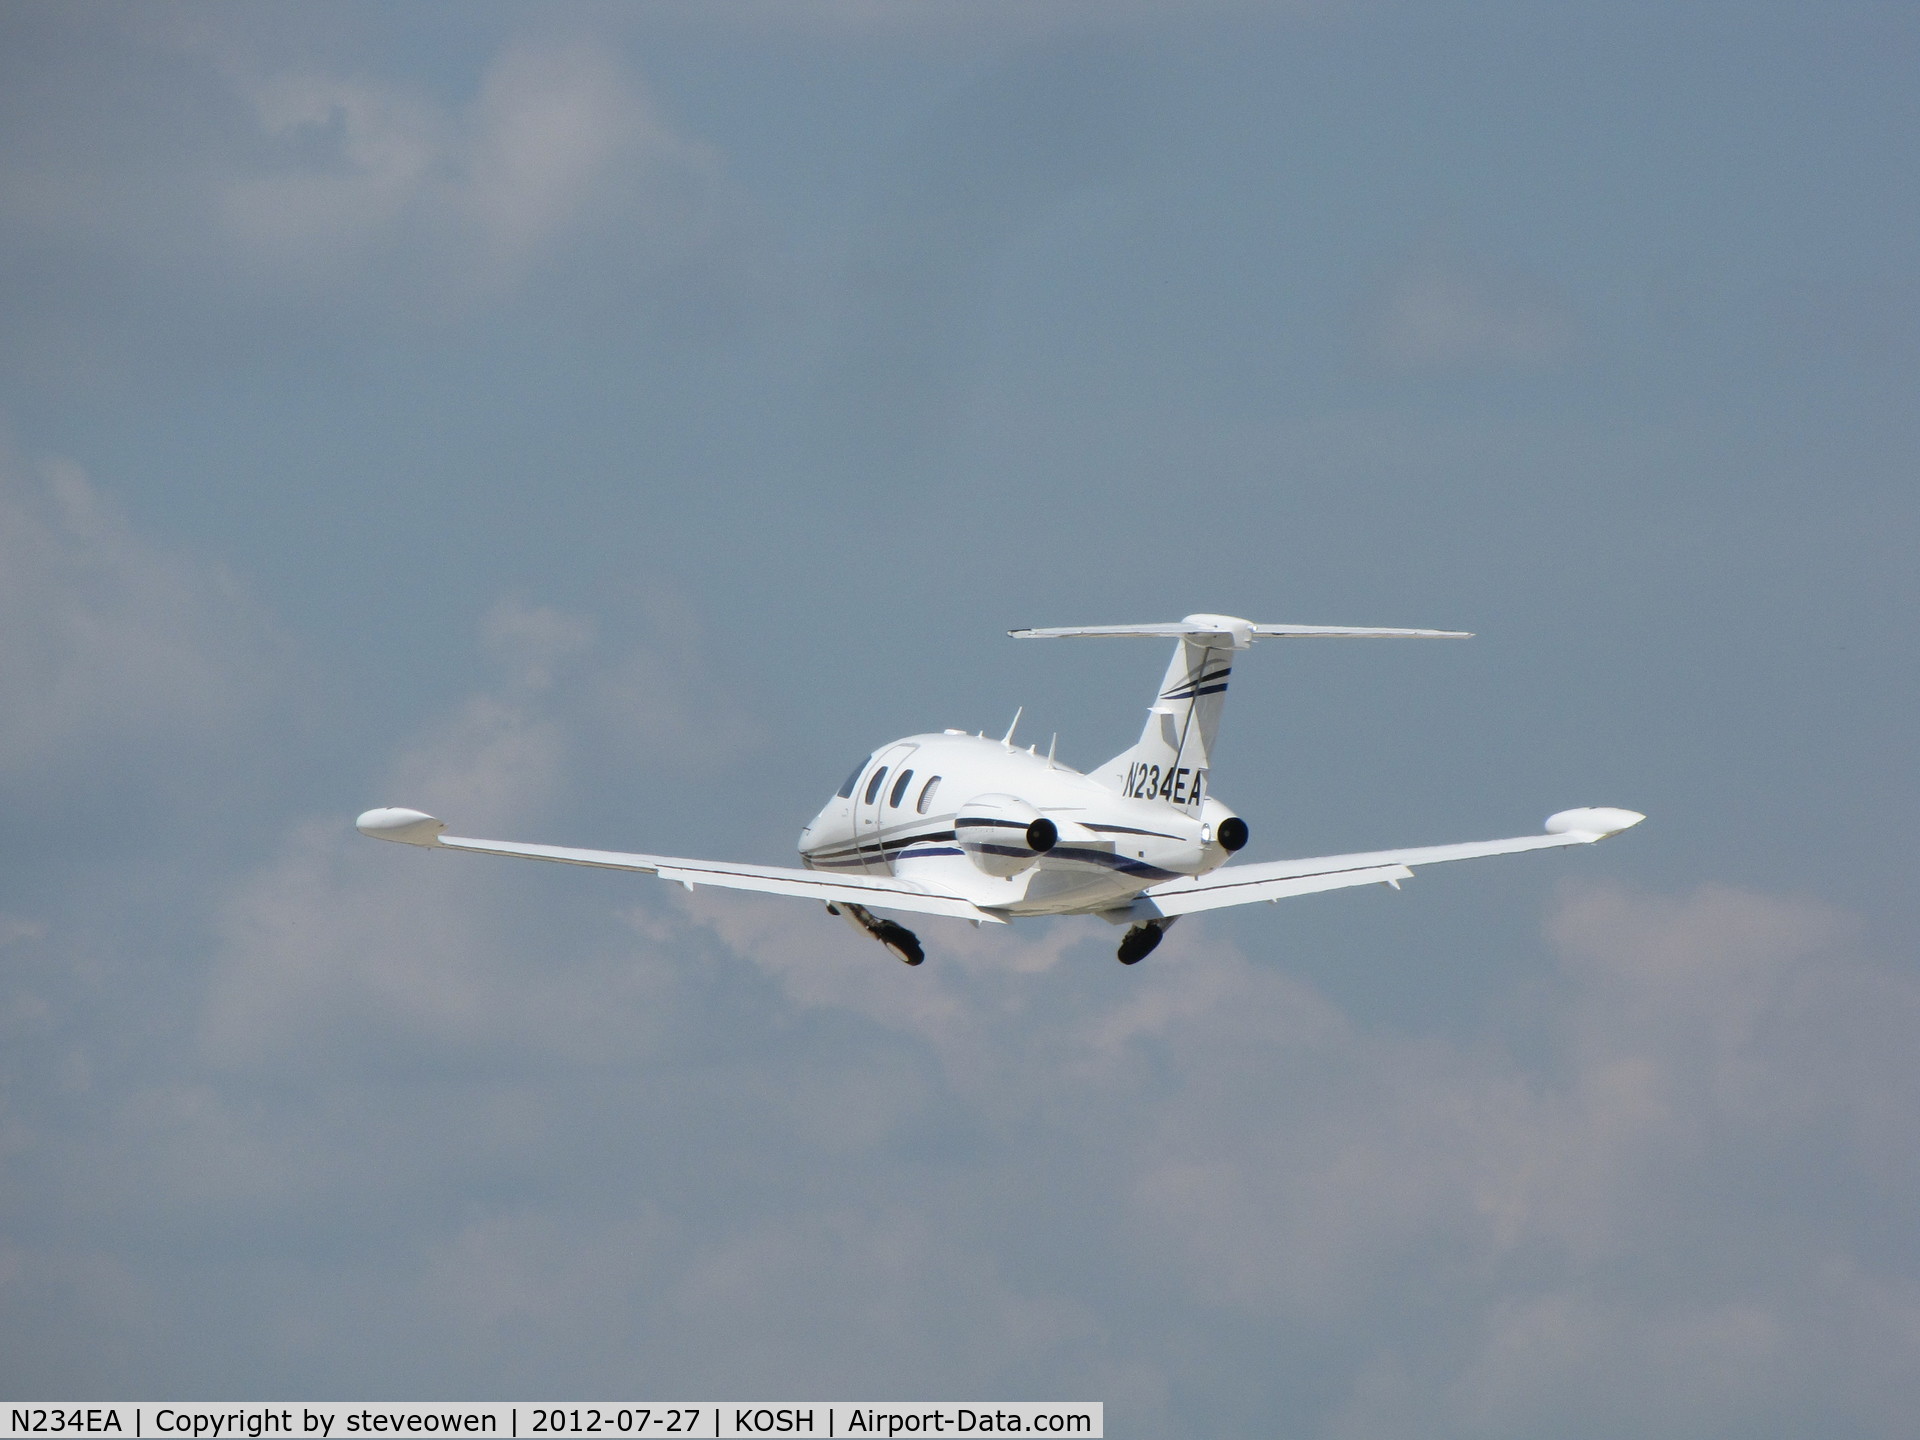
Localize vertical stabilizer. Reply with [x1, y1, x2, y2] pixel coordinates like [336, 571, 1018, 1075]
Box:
[1007, 612, 1470, 814]
[1091, 627, 1243, 813]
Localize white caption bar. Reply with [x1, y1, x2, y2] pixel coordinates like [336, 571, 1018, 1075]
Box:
[1, 1406, 1100, 1440]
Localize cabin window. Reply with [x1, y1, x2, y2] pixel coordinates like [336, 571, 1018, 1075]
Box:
[889, 769, 915, 808]
[837, 759, 869, 799]
[916, 776, 942, 814]
[863, 766, 888, 804]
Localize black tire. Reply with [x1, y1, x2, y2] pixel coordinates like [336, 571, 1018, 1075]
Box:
[1117, 923, 1164, 965]
[875, 919, 925, 966]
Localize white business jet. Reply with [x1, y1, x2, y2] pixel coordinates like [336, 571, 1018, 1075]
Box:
[358, 614, 1642, 965]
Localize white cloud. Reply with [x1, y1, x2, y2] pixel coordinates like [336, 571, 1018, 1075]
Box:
[220, 72, 450, 272]
[197, 599, 688, 1073]
[1367, 259, 1575, 372]
[632, 0, 1348, 42]
[0, 448, 280, 775]
[479, 596, 596, 696]
[219, 41, 722, 302]
[187, 586, 767, 1088]
[655, 879, 1920, 1430]
[617, 879, 1920, 1430]
[0, 29, 724, 320]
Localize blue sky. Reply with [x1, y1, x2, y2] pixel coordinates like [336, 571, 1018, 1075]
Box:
[2, 3, 1917, 1433]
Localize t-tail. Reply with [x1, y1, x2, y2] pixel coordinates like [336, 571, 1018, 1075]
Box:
[1009, 612, 1472, 815]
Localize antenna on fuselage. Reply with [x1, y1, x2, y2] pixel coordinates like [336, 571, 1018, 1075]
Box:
[1001, 706, 1023, 750]
[1046, 733, 1058, 768]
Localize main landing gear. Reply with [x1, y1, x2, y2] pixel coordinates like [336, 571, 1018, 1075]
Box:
[826, 901, 925, 965]
[827, 903, 1173, 968]
[1117, 917, 1174, 965]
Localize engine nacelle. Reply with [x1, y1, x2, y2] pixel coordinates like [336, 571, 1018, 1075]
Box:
[954, 793, 1059, 877]
[1199, 797, 1249, 853]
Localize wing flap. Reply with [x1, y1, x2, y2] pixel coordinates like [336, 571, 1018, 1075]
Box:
[1145, 864, 1414, 917]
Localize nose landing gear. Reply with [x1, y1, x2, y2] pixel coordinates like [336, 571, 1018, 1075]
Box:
[1117, 918, 1173, 965]
[826, 901, 925, 965]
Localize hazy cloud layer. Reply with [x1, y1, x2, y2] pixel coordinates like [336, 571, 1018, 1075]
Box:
[0, 27, 724, 334]
[218, 42, 720, 302]
[1365, 259, 1575, 372]
[3, 467, 1916, 1433]
[0, 451, 277, 775]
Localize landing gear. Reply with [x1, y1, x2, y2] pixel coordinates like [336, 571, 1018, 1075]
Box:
[872, 917, 924, 965]
[825, 902, 925, 965]
[1117, 918, 1172, 965]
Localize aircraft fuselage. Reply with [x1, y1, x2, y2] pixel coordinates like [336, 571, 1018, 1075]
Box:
[798, 731, 1241, 918]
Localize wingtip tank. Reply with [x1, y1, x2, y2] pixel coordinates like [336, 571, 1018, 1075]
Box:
[356, 807, 448, 846]
[1544, 807, 1646, 839]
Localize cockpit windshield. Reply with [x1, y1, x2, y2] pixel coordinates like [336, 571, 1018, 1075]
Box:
[836, 759, 869, 799]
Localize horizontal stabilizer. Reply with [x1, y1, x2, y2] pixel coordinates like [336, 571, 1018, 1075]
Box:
[1011, 613, 1470, 648]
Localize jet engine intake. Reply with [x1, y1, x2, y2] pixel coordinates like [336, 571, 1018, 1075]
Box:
[955, 794, 1058, 877]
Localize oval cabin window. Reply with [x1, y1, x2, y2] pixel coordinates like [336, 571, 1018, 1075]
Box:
[916, 776, 942, 814]
[863, 767, 889, 805]
[889, 769, 915, 808]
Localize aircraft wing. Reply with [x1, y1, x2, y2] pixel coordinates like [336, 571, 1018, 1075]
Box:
[355, 808, 1005, 923]
[1138, 807, 1645, 918]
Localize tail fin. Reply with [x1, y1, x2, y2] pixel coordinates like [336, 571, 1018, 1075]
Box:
[1097, 631, 1237, 811]
[1010, 612, 1471, 815]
